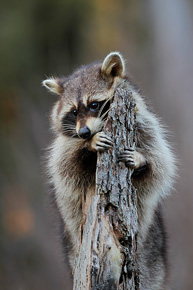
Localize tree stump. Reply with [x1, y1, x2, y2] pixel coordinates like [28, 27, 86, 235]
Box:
[73, 88, 139, 290]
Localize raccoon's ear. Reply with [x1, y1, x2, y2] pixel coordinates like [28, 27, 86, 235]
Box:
[42, 78, 61, 95]
[101, 52, 125, 79]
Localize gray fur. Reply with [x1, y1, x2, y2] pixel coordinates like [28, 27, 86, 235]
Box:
[43, 52, 176, 289]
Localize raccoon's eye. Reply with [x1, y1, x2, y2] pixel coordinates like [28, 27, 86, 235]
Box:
[90, 102, 99, 111]
[72, 109, 78, 116]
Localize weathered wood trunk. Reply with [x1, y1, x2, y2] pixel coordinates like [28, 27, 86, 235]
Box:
[73, 88, 139, 290]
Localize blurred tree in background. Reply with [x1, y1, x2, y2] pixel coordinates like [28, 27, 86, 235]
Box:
[1, 0, 193, 289]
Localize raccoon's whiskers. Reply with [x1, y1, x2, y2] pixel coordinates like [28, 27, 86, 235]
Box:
[100, 107, 111, 120]
[62, 126, 74, 130]
[98, 96, 113, 118]
[62, 125, 75, 130]
[72, 133, 78, 138]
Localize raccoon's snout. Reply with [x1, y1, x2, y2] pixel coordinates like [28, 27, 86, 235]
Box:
[78, 126, 91, 139]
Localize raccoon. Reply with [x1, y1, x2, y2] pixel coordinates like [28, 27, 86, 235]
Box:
[43, 52, 176, 289]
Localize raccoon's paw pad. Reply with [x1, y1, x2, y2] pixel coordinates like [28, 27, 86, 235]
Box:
[90, 132, 113, 152]
[118, 149, 146, 169]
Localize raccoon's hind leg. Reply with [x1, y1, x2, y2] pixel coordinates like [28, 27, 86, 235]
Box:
[90, 132, 113, 152]
[118, 149, 148, 175]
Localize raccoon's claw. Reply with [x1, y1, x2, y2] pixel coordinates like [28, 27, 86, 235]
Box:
[118, 149, 146, 169]
[118, 149, 136, 168]
[90, 132, 113, 152]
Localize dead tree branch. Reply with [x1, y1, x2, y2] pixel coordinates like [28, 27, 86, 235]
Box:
[73, 88, 139, 290]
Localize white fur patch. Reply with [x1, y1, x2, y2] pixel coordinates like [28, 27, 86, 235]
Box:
[42, 78, 61, 95]
[101, 51, 125, 77]
[85, 117, 104, 135]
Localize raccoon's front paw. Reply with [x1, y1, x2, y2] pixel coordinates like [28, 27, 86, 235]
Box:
[90, 132, 113, 152]
[118, 149, 146, 169]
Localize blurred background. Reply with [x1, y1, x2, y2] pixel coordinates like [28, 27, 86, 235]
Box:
[1, 0, 193, 289]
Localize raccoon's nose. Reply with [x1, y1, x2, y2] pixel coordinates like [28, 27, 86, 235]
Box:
[78, 126, 91, 139]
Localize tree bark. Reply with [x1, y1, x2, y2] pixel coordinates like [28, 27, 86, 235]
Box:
[73, 88, 139, 290]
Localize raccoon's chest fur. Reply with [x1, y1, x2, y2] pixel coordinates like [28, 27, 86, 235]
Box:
[69, 147, 97, 188]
